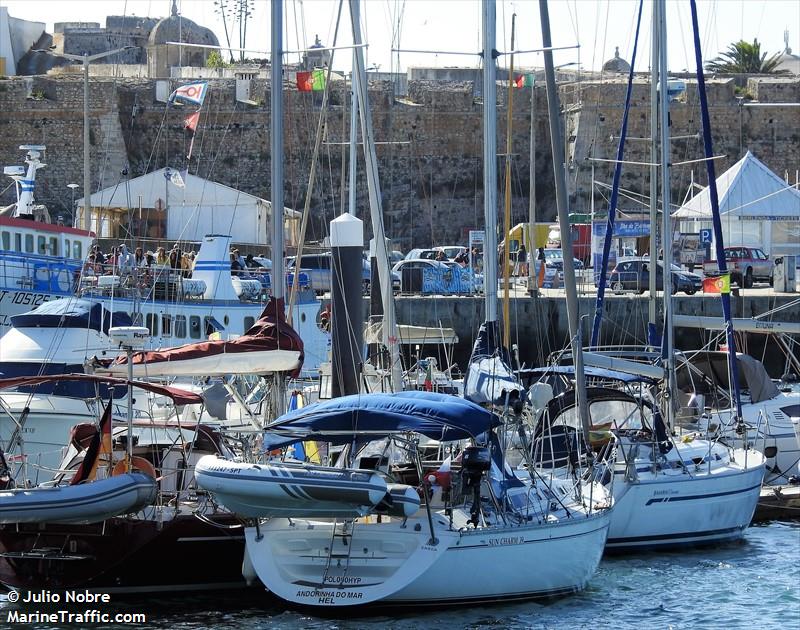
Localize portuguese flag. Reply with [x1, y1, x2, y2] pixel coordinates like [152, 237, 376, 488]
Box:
[297, 69, 326, 92]
[513, 73, 535, 88]
[703, 273, 731, 294]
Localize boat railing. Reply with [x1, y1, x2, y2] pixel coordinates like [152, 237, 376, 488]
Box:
[0, 249, 81, 294]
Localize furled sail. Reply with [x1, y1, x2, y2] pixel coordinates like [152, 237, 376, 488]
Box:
[102, 297, 304, 377]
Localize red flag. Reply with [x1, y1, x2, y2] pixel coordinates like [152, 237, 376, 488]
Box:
[184, 111, 200, 133]
[513, 74, 524, 89]
[296, 71, 313, 92]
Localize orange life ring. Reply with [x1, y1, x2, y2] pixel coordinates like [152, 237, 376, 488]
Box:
[112, 456, 156, 479]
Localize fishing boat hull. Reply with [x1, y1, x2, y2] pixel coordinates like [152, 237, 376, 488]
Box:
[244, 508, 611, 607]
[0, 474, 157, 525]
[607, 447, 766, 551]
[0, 508, 248, 593]
[195, 456, 389, 518]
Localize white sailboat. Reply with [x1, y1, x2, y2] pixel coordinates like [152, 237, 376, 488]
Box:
[194, 0, 613, 608]
[544, 0, 766, 551]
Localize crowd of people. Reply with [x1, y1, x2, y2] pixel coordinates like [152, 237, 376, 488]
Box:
[81, 243, 201, 290]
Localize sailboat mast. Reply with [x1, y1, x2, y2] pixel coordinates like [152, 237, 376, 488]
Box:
[657, 0, 676, 426]
[648, 0, 660, 333]
[271, 0, 284, 300]
[270, 0, 286, 415]
[502, 14, 516, 350]
[482, 0, 498, 323]
[538, 0, 591, 441]
[348, 0, 402, 391]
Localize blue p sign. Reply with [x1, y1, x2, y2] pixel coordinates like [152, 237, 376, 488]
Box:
[699, 229, 712, 244]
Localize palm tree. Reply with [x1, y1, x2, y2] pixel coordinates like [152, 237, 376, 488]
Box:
[706, 39, 788, 74]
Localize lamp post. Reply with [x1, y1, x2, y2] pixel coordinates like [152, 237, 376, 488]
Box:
[67, 183, 79, 225]
[34, 46, 136, 231]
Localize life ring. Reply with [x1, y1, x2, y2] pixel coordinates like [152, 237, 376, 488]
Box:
[112, 456, 156, 479]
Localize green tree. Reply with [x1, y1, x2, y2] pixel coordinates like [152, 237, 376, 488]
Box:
[206, 50, 229, 70]
[705, 39, 787, 74]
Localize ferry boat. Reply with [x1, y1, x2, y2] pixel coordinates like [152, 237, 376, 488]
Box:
[0, 145, 330, 374]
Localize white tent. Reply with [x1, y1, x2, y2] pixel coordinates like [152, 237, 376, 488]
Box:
[674, 151, 800, 257]
[76, 168, 299, 247]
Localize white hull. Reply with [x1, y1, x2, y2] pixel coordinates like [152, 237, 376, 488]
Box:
[704, 393, 800, 485]
[608, 447, 765, 550]
[0, 394, 153, 477]
[245, 508, 610, 607]
[0, 289, 329, 377]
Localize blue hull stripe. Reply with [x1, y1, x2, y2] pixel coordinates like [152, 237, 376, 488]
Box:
[644, 483, 761, 506]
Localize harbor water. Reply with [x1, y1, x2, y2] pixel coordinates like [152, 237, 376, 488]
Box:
[1, 521, 796, 629]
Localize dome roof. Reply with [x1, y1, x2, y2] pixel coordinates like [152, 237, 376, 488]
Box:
[148, 14, 218, 47]
[603, 46, 631, 74]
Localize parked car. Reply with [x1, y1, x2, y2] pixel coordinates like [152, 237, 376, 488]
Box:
[609, 257, 703, 295]
[702, 246, 773, 287]
[404, 248, 439, 261]
[435, 245, 467, 261]
[543, 248, 584, 271]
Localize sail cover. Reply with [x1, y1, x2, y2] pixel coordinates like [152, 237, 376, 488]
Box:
[103, 297, 304, 378]
[262, 391, 501, 450]
[463, 320, 523, 407]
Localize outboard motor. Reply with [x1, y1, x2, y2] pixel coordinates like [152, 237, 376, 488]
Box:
[462, 446, 491, 527]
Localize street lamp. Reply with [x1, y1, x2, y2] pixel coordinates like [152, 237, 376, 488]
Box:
[34, 46, 136, 231]
[67, 183, 79, 226]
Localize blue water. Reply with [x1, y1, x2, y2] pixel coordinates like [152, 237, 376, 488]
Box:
[1, 521, 798, 629]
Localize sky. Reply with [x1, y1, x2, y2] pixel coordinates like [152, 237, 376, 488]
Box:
[1, 0, 798, 74]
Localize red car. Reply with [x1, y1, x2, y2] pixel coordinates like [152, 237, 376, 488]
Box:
[703, 246, 773, 288]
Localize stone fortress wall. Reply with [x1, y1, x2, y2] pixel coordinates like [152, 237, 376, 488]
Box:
[0, 73, 797, 250]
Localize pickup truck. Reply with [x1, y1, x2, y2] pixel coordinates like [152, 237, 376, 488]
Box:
[703, 246, 773, 288]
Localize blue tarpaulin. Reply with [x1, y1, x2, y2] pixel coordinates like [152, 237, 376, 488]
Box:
[263, 391, 500, 450]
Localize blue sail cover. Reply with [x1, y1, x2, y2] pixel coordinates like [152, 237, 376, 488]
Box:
[262, 391, 501, 450]
[463, 320, 523, 406]
[10, 298, 130, 335]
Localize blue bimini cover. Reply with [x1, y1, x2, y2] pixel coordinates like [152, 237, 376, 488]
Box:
[11, 298, 130, 336]
[263, 391, 501, 450]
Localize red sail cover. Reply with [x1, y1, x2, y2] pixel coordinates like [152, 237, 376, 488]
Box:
[108, 297, 304, 378]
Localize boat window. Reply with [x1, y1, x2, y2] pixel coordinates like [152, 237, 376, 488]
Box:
[189, 315, 201, 339]
[73, 242, 82, 259]
[14, 233, 22, 251]
[161, 314, 172, 337]
[130, 312, 143, 326]
[174, 315, 187, 338]
[780, 404, 800, 418]
[146, 313, 158, 336]
[1, 231, 9, 250]
[49, 237, 58, 256]
[64, 239, 70, 257]
[37, 235, 46, 254]
[24, 234, 33, 253]
[204, 316, 223, 336]
[589, 399, 647, 431]
[244, 316, 255, 330]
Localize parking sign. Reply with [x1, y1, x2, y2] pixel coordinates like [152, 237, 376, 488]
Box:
[699, 229, 712, 244]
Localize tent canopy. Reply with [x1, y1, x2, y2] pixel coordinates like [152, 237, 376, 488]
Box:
[674, 151, 800, 221]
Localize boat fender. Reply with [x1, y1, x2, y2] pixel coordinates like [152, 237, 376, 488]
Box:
[242, 549, 258, 586]
[112, 456, 156, 479]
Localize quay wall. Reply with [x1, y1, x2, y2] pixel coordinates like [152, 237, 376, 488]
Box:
[0, 75, 798, 250]
[390, 293, 800, 375]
